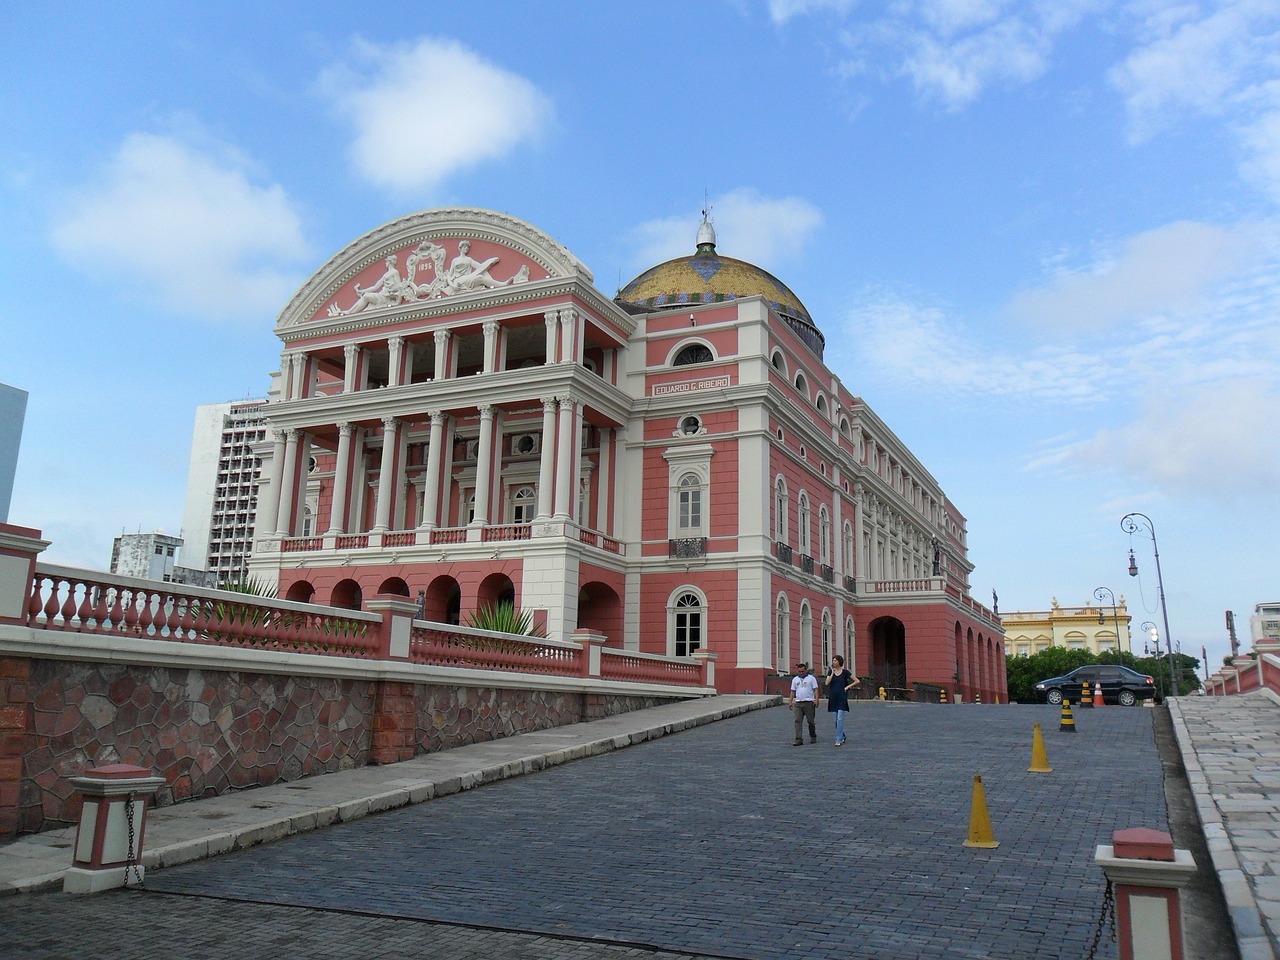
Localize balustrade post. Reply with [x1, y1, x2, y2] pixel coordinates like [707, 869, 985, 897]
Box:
[0, 522, 48, 626]
[366, 595, 421, 662]
[573, 630, 606, 679]
[691, 649, 718, 689]
[1095, 828, 1196, 960]
[63, 764, 166, 893]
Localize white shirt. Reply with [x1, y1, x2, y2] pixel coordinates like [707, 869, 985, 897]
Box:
[791, 673, 819, 702]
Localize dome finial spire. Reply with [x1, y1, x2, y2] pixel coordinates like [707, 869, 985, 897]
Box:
[696, 192, 716, 254]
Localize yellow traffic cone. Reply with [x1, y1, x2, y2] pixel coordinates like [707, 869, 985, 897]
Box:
[1080, 680, 1093, 708]
[1059, 700, 1076, 733]
[1028, 722, 1052, 773]
[963, 773, 1000, 848]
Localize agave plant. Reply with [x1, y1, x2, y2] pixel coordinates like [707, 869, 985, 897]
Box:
[205, 574, 279, 645]
[466, 601, 546, 638]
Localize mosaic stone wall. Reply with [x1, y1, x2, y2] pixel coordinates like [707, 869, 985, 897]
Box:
[21, 659, 375, 832]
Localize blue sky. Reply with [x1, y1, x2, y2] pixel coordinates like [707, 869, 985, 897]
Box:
[3, 1, 1277, 675]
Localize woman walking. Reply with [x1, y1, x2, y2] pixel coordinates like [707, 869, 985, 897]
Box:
[825, 655, 859, 745]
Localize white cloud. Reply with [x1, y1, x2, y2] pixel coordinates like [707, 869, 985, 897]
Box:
[839, 296, 1106, 402]
[1108, 0, 1280, 140]
[49, 132, 310, 322]
[319, 37, 552, 193]
[625, 188, 824, 274]
[1059, 379, 1280, 497]
[768, 0, 857, 25]
[1007, 220, 1266, 331]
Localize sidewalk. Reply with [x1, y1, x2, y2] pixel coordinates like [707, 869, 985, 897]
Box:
[0, 694, 778, 895]
[1170, 691, 1280, 960]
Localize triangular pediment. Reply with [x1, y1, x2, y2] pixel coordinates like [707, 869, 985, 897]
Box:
[277, 207, 592, 329]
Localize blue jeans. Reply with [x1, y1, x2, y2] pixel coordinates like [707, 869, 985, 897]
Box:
[833, 709, 848, 743]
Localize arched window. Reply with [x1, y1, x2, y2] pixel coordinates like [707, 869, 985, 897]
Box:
[673, 343, 714, 366]
[842, 521, 855, 574]
[821, 609, 833, 668]
[677, 472, 702, 532]
[844, 616, 855, 664]
[800, 601, 813, 666]
[510, 485, 536, 523]
[816, 394, 827, 414]
[839, 417, 851, 438]
[774, 478, 788, 542]
[794, 372, 808, 395]
[798, 493, 811, 555]
[775, 594, 790, 671]
[771, 349, 787, 375]
[671, 591, 705, 657]
[818, 506, 831, 563]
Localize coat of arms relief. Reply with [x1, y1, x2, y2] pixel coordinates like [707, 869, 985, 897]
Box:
[327, 239, 532, 317]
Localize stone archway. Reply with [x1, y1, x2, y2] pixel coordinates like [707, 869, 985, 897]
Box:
[577, 581, 623, 645]
[424, 575, 461, 625]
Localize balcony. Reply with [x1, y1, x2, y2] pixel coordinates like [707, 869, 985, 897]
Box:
[820, 564, 835, 584]
[668, 537, 708, 559]
[775, 543, 793, 564]
[799, 554, 815, 575]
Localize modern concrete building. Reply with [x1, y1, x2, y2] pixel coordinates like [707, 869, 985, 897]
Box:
[1251, 602, 1280, 646]
[181, 400, 268, 582]
[109, 531, 217, 586]
[246, 207, 1004, 698]
[1001, 597, 1133, 657]
[0, 382, 28, 524]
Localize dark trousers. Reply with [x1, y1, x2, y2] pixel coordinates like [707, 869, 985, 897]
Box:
[793, 701, 817, 742]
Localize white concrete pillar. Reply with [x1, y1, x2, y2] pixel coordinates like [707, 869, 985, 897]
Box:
[372, 417, 400, 533]
[256, 430, 286, 538]
[482, 320, 500, 374]
[553, 398, 576, 518]
[343, 344, 360, 393]
[535, 398, 557, 521]
[274, 429, 300, 536]
[433, 329, 451, 381]
[544, 311, 559, 363]
[388, 336, 405, 387]
[420, 411, 445, 529]
[559, 308, 578, 363]
[472, 405, 495, 525]
[327, 422, 354, 534]
[596, 427, 613, 534]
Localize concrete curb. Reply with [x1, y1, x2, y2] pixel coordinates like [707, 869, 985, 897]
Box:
[1166, 697, 1273, 960]
[1, 695, 780, 896]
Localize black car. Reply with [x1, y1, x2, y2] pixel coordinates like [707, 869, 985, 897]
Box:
[1034, 664, 1156, 707]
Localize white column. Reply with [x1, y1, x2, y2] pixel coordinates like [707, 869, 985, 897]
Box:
[343, 344, 360, 393]
[595, 427, 613, 534]
[544, 311, 560, 363]
[433, 330, 451, 380]
[536, 398, 557, 521]
[388, 336, 405, 387]
[290, 354, 309, 399]
[553, 397, 580, 519]
[327, 422, 354, 534]
[256, 430, 286, 537]
[274, 429, 300, 536]
[420, 411, 445, 530]
[558, 308, 578, 363]
[372, 417, 399, 532]
[482, 320, 500, 374]
[472, 405, 495, 525]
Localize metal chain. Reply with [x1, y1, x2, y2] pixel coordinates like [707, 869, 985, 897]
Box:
[124, 791, 143, 887]
[1082, 880, 1116, 960]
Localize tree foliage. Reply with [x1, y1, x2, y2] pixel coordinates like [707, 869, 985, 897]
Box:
[1005, 647, 1202, 703]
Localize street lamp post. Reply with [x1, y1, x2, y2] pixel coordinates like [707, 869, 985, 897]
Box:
[1140, 620, 1165, 701]
[1093, 586, 1124, 658]
[1122, 512, 1178, 697]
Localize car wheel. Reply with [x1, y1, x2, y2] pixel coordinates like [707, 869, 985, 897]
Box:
[1118, 689, 1137, 707]
[1046, 689, 1064, 705]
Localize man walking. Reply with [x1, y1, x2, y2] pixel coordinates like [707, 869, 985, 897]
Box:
[789, 662, 820, 745]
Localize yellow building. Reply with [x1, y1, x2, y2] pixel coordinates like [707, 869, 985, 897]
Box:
[1002, 597, 1131, 656]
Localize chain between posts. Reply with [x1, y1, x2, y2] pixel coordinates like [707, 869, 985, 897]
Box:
[124, 791, 143, 887]
[1083, 880, 1115, 960]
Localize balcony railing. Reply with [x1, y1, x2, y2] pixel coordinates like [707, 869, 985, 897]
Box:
[820, 564, 835, 584]
[799, 554, 815, 575]
[669, 537, 708, 559]
[775, 543, 793, 564]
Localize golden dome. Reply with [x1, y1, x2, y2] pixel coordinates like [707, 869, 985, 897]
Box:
[616, 224, 823, 355]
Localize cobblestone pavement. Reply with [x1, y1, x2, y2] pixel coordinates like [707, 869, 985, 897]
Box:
[1, 701, 1213, 960]
[1171, 693, 1280, 960]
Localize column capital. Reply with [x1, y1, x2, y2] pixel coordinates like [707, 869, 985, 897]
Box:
[284, 428, 300, 442]
[428, 410, 445, 425]
[542, 396, 559, 413]
[557, 396, 575, 411]
[381, 416, 400, 430]
[433, 329, 452, 346]
[558, 307, 577, 323]
[338, 421, 354, 438]
[478, 404, 494, 421]
[544, 310, 559, 327]
[344, 343, 360, 359]
[272, 428, 287, 443]
[483, 318, 500, 336]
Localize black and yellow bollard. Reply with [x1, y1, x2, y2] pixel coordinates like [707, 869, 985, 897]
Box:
[962, 773, 1000, 848]
[939, 688, 948, 704]
[975, 692, 982, 705]
[1029, 722, 1052, 772]
[1059, 699, 1076, 733]
[1080, 680, 1093, 708]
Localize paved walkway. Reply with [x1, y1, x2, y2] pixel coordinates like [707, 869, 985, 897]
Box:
[1170, 691, 1280, 960]
[2, 697, 1184, 960]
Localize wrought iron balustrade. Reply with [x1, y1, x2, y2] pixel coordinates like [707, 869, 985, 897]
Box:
[669, 537, 708, 559]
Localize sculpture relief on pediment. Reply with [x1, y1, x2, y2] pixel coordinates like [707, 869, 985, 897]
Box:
[326, 238, 535, 318]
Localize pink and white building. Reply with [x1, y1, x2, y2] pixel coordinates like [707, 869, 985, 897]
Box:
[248, 207, 1004, 699]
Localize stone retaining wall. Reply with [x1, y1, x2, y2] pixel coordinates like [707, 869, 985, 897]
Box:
[11, 656, 686, 835]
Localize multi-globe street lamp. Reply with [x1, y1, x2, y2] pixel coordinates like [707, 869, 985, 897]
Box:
[1122, 512, 1178, 697]
[1139, 620, 1165, 700]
